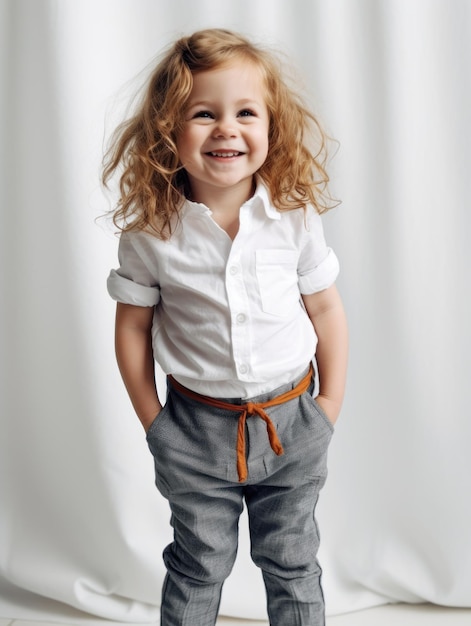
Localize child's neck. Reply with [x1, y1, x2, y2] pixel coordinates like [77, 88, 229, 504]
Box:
[189, 180, 256, 240]
[207, 193, 242, 241]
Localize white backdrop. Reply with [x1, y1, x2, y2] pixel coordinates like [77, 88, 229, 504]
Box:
[1, 0, 471, 622]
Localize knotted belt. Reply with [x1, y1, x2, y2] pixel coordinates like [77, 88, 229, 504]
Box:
[168, 365, 313, 483]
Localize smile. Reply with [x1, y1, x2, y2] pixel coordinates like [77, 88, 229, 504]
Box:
[207, 151, 244, 158]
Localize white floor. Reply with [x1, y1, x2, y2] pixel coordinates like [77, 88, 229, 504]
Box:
[215, 604, 471, 624]
[2, 604, 471, 626]
[217, 604, 471, 625]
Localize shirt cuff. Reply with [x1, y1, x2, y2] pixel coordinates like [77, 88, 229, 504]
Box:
[298, 248, 340, 294]
[107, 270, 160, 307]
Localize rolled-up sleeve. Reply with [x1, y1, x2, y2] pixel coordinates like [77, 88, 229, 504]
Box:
[107, 270, 160, 306]
[297, 207, 340, 294]
[298, 248, 339, 294]
[107, 232, 160, 307]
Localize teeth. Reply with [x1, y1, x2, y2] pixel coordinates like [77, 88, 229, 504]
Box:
[210, 152, 240, 157]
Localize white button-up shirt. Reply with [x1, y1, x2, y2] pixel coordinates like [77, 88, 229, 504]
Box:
[107, 183, 339, 398]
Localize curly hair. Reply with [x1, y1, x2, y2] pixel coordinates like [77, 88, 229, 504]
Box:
[102, 28, 338, 239]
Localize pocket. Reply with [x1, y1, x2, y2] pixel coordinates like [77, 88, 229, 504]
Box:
[312, 397, 335, 432]
[145, 403, 170, 440]
[303, 391, 335, 434]
[255, 249, 300, 316]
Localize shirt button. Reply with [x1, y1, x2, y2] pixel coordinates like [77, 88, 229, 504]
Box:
[239, 364, 248, 375]
[236, 313, 246, 324]
[229, 265, 239, 275]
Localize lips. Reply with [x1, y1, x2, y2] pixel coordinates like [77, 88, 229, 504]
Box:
[206, 151, 244, 157]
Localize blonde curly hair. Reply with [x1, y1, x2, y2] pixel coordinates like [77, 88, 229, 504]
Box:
[102, 28, 337, 239]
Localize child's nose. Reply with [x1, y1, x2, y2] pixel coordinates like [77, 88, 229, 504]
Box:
[213, 118, 237, 138]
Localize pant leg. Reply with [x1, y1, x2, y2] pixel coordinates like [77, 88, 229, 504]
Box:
[146, 386, 244, 626]
[160, 486, 244, 626]
[244, 385, 334, 626]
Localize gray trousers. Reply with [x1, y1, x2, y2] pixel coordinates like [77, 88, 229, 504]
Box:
[146, 368, 334, 626]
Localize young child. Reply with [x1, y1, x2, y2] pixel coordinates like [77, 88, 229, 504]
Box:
[104, 28, 348, 626]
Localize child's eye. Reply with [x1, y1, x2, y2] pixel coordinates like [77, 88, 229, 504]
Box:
[193, 110, 214, 119]
[238, 109, 255, 117]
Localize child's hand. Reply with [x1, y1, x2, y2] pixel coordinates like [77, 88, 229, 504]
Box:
[302, 286, 348, 427]
[142, 406, 163, 433]
[115, 302, 163, 433]
[315, 393, 340, 426]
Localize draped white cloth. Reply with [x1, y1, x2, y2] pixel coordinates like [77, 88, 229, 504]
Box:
[1, 0, 470, 622]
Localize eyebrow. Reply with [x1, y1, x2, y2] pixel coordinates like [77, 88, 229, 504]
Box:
[186, 98, 263, 109]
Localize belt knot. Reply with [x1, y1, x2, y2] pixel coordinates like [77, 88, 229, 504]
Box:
[168, 365, 313, 483]
[246, 401, 256, 415]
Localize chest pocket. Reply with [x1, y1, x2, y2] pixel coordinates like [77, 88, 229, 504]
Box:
[255, 249, 300, 317]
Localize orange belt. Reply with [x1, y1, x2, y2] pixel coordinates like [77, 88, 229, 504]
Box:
[168, 365, 313, 483]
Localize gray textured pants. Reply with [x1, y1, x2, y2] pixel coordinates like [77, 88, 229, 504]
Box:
[146, 368, 334, 626]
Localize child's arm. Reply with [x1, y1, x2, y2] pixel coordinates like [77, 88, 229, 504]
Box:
[115, 302, 162, 432]
[302, 284, 348, 425]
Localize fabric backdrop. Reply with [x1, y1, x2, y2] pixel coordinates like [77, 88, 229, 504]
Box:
[1, 0, 470, 622]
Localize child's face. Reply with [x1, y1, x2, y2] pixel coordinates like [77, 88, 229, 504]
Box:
[177, 60, 270, 205]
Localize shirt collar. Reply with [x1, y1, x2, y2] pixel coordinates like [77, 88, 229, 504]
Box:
[248, 178, 281, 220]
[182, 178, 281, 221]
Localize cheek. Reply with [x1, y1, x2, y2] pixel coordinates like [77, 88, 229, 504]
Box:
[176, 130, 197, 164]
[255, 129, 270, 159]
